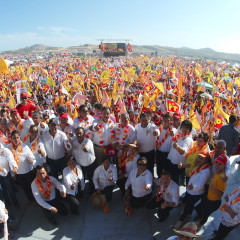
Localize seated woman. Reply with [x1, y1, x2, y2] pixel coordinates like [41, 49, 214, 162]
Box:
[93, 156, 117, 202]
[63, 157, 85, 215]
[125, 157, 153, 210]
[175, 151, 211, 229]
[116, 144, 139, 195]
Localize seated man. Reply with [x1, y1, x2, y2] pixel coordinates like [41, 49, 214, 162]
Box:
[146, 171, 179, 222]
[31, 165, 67, 225]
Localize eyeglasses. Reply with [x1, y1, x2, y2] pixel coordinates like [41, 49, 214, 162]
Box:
[138, 163, 147, 167]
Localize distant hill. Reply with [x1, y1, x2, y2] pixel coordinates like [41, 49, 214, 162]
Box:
[1, 44, 240, 63]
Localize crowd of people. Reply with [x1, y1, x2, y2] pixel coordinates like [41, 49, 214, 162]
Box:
[0, 55, 239, 239]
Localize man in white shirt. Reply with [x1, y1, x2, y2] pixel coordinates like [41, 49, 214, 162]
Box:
[72, 127, 97, 195]
[57, 113, 75, 142]
[114, 113, 136, 154]
[167, 120, 193, 185]
[31, 165, 67, 225]
[41, 118, 71, 179]
[156, 114, 177, 178]
[73, 104, 94, 130]
[0, 143, 18, 206]
[93, 157, 117, 201]
[135, 113, 159, 174]
[146, 171, 179, 222]
[90, 107, 116, 165]
[32, 111, 49, 136]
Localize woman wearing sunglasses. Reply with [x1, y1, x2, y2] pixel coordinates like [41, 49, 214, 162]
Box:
[125, 157, 153, 209]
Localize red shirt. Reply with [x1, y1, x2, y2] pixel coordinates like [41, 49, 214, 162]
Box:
[16, 103, 36, 119]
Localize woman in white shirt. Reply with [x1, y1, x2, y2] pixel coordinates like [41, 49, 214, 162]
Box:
[93, 157, 117, 202]
[175, 151, 211, 228]
[8, 130, 36, 201]
[125, 157, 153, 209]
[63, 157, 85, 214]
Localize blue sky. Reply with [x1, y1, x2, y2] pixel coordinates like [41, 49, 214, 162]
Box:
[1, 0, 240, 54]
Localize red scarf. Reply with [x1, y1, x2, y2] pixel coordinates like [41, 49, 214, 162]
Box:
[220, 188, 240, 211]
[0, 130, 11, 145]
[156, 125, 172, 148]
[189, 163, 210, 177]
[35, 175, 53, 200]
[156, 183, 169, 201]
[172, 132, 191, 142]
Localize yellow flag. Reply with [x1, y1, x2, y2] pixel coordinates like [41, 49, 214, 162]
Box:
[8, 93, 16, 109]
[152, 81, 165, 93]
[0, 57, 8, 73]
[71, 107, 78, 120]
[189, 113, 201, 130]
[177, 69, 183, 104]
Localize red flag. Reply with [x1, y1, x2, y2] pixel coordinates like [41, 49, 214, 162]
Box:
[166, 99, 180, 113]
[127, 43, 133, 52]
[215, 115, 225, 129]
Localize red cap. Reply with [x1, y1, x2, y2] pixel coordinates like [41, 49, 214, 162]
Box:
[10, 109, 18, 114]
[173, 113, 181, 119]
[20, 92, 28, 98]
[59, 113, 68, 119]
[198, 150, 210, 158]
[215, 154, 227, 165]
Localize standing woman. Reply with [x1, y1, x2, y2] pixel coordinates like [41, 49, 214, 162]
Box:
[125, 157, 153, 209]
[63, 157, 85, 215]
[8, 130, 36, 201]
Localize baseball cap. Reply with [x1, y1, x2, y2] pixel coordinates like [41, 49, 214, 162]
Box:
[57, 106, 67, 113]
[198, 150, 210, 158]
[215, 154, 227, 165]
[59, 113, 68, 119]
[10, 109, 18, 114]
[20, 92, 28, 98]
[173, 113, 181, 119]
[48, 118, 59, 125]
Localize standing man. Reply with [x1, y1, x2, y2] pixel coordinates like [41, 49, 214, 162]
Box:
[90, 107, 115, 165]
[218, 115, 239, 156]
[31, 111, 49, 136]
[156, 114, 177, 177]
[135, 113, 159, 174]
[16, 92, 38, 119]
[72, 127, 97, 195]
[41, 119, 71, 179]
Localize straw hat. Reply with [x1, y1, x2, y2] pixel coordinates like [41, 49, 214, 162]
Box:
[90, 192, 106, 207]
[174, 222, 201, 238]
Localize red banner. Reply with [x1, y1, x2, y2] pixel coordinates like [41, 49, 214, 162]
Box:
[166, 99, 180, 113]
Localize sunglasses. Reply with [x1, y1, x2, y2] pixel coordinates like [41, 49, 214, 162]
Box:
[138, 163, 147, 167]
[21, 97, 27, 100]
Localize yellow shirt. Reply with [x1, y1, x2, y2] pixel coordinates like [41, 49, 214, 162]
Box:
[207, 173, 226, 201]
[185, 151, 199, 176]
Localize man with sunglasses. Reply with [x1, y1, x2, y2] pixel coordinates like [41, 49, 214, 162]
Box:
[16, 92, 37, 119]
